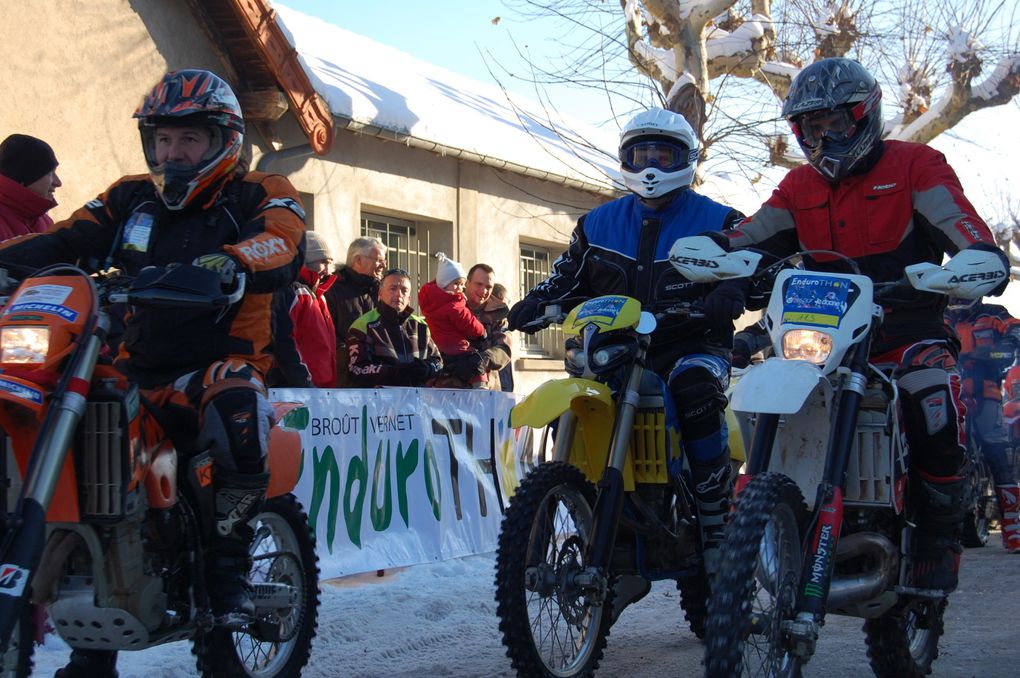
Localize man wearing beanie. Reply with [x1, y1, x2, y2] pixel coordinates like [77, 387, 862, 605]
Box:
[0, 133, 61, 240]
[269, 230, 338, 388]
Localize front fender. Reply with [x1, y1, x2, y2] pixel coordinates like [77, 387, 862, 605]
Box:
[730, 358, 825, 414]
[510, 378, 614, 429]
[512, 378, 617, 484]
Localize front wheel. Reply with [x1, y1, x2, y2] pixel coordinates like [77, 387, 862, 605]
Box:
[193, 494, 319, 677]
[961, 448, 993, 548]
[864, 597, 947, 677]
[494, 461, 611, 678]
[704, 473, 807, 678]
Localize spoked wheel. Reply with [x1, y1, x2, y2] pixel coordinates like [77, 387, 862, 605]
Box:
[705, 473, 807, 678]
[194, 495, 319, 677]
[961, 449, 994, 547]
[495, 462, 612, 678]
[864, 597, 947, 677]
[0, 600, 33, 678]
[676, 571, 709, 640]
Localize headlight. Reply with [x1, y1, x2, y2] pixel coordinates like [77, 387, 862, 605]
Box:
[592, 344, 631, 368]
[0, 326, 50, 364]
[781, 329, 832, 364]
[564, 346, 587, 375]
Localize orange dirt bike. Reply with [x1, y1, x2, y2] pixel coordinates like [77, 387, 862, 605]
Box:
[0, 264, 318, 677]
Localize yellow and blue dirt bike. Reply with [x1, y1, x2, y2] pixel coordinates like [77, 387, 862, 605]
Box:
[493, 288, 754, 678]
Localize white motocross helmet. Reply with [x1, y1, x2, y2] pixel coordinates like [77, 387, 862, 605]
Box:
[619, 108, 699, 199]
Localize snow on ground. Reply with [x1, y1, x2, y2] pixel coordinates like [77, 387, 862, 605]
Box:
[28, 552, 704, 678]
[27, 542, 1020, 676]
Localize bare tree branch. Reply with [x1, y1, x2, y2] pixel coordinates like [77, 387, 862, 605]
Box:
[497, 0, 1019, 191]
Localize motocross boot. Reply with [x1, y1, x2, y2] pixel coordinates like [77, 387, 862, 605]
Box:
[912, 473, 966, 591]
[690, 455, 733, 578]
[995, 484, 1020, 553]
[54, 649, 118, 678]
[206, 469, 270, 625]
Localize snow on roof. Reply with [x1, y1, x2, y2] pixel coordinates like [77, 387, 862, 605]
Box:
[273, 3, 621, 192]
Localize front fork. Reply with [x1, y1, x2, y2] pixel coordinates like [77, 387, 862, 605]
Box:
[584, 362, 646, 574]
[0, 326, 105, 651]
[741, 352, 870, 655]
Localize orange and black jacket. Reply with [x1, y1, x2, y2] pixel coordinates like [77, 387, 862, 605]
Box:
[0, 172, 306, 386]
[724, 140, 1008, 353]
[946, 303, 1020, 402]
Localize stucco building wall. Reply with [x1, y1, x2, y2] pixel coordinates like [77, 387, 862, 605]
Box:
[3, 1, 605, 391]
[0, 1, 250, 218]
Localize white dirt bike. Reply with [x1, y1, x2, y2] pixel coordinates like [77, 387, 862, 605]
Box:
[670, 236, 1007, 677]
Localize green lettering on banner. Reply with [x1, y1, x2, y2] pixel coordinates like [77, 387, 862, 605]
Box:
[371, 440, 393, 531]
[396, 439, 420, 526]
[309, 445, 340, 554]
[344, 406, 369, 548]
[423, 439, 442, 521]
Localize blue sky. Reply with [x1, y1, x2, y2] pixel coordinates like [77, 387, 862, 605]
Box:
[279, 2, 549, 100]
[276, 1, 618, 126]
[277, 1, 1018, 220]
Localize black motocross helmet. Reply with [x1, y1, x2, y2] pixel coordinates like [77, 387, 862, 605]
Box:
[783, 58, 884, 182]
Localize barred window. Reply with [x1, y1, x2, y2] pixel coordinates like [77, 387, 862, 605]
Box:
[361, 213, 436, 290]
[519, 243, 564, 357]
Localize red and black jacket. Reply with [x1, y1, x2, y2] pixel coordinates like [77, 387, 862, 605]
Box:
[726, 140, 1007, 353]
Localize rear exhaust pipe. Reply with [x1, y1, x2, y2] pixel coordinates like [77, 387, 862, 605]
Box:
[827, 531, 898, 609]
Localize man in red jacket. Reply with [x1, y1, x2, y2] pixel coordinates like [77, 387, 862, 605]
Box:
[707, 57, 1010, 592]
[0, 134, 62, 240]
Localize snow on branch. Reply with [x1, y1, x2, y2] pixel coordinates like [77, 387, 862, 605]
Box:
[889, 53, 1020, 144]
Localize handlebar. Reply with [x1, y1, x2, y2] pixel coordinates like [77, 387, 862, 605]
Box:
[519, 297, 705, 333]
[114, 264, 246, 309]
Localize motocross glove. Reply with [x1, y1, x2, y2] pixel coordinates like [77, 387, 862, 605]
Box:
[193, 252, 241, 288]
[704, 279, 749, 336]
[507, 298, 542, 334]
[698, 230, 735, 251]
[731, 336, 752, 369]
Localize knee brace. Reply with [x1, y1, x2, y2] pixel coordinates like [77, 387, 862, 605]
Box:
[197, 387, 273, 474]
[897, 368, 966, 477]
[668, 364, 728, 464]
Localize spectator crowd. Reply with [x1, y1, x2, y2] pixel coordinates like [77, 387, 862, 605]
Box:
[261, 236, 513, 392]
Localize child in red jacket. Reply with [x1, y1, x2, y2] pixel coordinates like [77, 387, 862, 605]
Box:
[418, 253, 487, 388]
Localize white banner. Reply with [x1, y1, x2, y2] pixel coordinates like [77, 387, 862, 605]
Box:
[270, 387, 536, 579]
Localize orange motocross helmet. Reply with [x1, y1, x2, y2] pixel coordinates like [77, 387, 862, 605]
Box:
[134, 69, 244, 210]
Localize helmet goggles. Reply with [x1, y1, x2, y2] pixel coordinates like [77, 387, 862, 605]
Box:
[620, 138, 696, 173]
[792, 107, 858, 148]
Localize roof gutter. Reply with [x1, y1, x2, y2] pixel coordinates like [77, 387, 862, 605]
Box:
[338, 117, 620, 198]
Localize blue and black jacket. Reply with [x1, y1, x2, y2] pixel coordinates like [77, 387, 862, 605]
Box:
[525, 189, 743, 366]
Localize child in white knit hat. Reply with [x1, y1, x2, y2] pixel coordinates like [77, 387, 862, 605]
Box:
[418, 252, 487, 387]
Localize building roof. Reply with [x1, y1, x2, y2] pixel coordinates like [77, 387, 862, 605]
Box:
[193, 0, 334, 154]
[271, 2, 621, 194]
